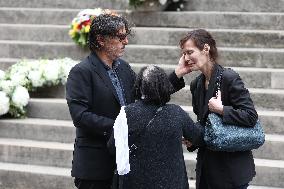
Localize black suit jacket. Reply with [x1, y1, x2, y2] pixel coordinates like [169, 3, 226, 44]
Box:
[189, 64, 258, 189]
[66, 52, 136, 180]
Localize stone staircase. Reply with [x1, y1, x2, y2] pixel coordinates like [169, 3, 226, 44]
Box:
[0, 0, 284, 188]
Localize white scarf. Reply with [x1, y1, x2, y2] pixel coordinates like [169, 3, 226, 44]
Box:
[113, 106, 130, 175]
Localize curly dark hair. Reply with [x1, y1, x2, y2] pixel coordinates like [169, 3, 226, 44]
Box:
[134, 66, 174, 105]
[88, 14, 131, 52]
[179, 29, 218, 62]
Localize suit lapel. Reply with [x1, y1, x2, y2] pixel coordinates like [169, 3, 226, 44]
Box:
[89, 53, 120, 103]
[196, 75, 205, 121]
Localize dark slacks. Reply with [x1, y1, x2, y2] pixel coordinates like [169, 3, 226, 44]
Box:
[199, 182, 248, 189]
[74, 178, 112, 189]
[199, 172, 249, 189]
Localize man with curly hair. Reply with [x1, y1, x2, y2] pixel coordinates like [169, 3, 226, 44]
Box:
[66, 13, 135, 189]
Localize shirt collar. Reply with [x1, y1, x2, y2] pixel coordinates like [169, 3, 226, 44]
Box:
[101, 59, 121, 71]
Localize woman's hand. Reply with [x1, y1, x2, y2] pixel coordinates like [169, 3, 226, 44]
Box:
[182, 138, 193, 148]
[208, 90, 224, 115]
[175, 54, 192, 78]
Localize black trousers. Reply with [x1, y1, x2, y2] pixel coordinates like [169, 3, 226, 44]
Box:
[199, 172, 249, 189]
[74, 178, 112, 189]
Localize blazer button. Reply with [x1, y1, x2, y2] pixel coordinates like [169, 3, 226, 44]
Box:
[103, 132, 107, 136]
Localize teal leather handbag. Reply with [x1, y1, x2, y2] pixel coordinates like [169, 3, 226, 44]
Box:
[205, 113, 265, 152]
[204, 69, 265, 152]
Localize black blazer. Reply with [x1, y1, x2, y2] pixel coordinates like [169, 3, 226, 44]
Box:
[66, 52, 136, 180]
[189, 64, 258, 189]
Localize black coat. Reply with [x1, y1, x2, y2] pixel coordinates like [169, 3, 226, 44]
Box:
[189, 63, 258, 189]
[108, 101, 204, 189]
[66, 52, 136, 180]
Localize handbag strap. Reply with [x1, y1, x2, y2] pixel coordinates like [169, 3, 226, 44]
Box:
[215, 68, 224, 98]
[129, 106, 163, 153]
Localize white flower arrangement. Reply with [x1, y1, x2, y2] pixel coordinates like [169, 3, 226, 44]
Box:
[6, 58, 78, 91]
[69, 8, 118, 48]
[0, 58, 78, 118]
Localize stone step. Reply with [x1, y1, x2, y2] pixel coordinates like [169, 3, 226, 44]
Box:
[0, 40, 88, 60]
[1, 109, 284, 137]
[0, 162, 280, 189]
[0, 24, 71, 43]
[0, 120, 283, 160]
[131, 64, 284, 89]
[27, 98, 71, 120]
[182, 105, 284, 136]
[125, 45, 284, 69]
[0, 41, 283, 69]
[29, 84, 284, 111]
[1, 24, 284, 48]
[0, 124, 283, 161]
[0, 162, 74, 189]
[0, 0, 283, 14]
[0, 7, 79, 25]
[253, 134, 284, 161]
[248, 187, 284, 189]
[184, 0, 284, 12]
[1, 8, 284, 30]
[0, 138, 283, 187]
[182, 134, 284, 161]
[0, 0, 128, 9]
[189, 180, 284, 189]
[184, 153, 284, 188]
[2, 57, 284, 90]
[27, 99, 284, 135]
[26, 64, 284, 97]
[0, 118, 74, 143]
[130, 27, 284, 48]
[129, 11, 284, 30]
[0, 138, 73, 168]
[172, 87, 284, 111]
[27, 68, 284, 100]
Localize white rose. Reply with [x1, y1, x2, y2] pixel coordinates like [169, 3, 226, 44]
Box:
[92, 8, 103, 16]
[78, 15, 90, 23]
[43, 62, 60, 83]
[28, 70, 44, 87]
[0, 70, 5, 80]
[59, 58, 77, 84]
[0, 80, 15, 95]
[79, 8, 103, 17]
[0, 91, 10, 116]
[159, 0, 168, 5]
[11, 73, 27, 86]
[12, 86, 30, 107]
[61, 63, 74, 76]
